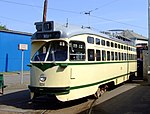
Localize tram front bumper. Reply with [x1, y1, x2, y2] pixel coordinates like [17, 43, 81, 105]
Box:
[28, 85, 70, 95]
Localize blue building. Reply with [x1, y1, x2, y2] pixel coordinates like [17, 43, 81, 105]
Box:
[0, 30, 32, 72]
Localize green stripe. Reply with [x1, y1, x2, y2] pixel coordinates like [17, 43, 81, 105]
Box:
[70, 73, 132, 90]
[67, 60, 136, 65]
[32, 63, 57, 71]
[32, 60, 136, 71]
[56, 72, 135, 95]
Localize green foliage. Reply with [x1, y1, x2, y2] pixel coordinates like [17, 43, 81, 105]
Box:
[0, 25, 8, 30]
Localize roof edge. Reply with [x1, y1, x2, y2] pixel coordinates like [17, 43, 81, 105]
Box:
[0, 29, 32, 36]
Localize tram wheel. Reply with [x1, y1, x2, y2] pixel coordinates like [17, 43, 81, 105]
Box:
[93, 88, 101, 99]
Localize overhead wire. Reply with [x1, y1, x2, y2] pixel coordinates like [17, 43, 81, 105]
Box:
[0, 0, 147, 30]
[95, 0, 121, 10]
[0, 0, 80, 14]
[0, 16, 32, 25]
[90, 15, 147, 30]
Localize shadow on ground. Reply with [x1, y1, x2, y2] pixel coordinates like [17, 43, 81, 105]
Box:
[80, 81, 150, 114]
[0, 89, 88, 111]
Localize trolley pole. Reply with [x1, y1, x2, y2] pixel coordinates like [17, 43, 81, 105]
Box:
[148, 0, 150, 83]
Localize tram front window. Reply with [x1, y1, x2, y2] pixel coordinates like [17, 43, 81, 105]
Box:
[32, 43, 49, 61]
[32, 41, 68, 62]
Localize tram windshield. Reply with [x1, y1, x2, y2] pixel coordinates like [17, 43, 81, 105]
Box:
[32, 41, 68, 62]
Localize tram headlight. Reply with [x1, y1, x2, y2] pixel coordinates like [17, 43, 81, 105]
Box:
[39, 74, 46, 82]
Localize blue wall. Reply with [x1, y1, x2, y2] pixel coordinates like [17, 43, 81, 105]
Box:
[0, 31, 31, 72]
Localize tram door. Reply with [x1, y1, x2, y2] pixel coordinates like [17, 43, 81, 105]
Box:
[136, 44, 148, 78]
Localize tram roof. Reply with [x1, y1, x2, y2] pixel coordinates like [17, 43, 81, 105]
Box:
[54, 23, 135, 46]
[33, 21, 135, 46]
[54, 23, 107, 38]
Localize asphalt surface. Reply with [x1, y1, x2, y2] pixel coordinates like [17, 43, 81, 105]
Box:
[0, 73, 150, 114]
[81, 81, 150, 114]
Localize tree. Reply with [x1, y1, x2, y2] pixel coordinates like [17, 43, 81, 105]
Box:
[0, 25, 8, 30]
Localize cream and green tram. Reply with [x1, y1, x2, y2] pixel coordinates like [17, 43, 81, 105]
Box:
[28, 21, 137, 101]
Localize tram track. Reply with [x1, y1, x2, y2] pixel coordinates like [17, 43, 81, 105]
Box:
[87, 99, 97, 114]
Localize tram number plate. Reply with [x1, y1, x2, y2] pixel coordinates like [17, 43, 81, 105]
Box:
[39, 83, 45, 86]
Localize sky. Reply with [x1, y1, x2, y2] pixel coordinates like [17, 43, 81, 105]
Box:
[0, 0, 148, 37]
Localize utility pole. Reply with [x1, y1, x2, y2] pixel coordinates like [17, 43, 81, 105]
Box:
[43, 0, 48, 22]
[148, 0, 150, 82]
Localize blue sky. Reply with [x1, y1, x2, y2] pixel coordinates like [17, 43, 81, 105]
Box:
[0, 0, 148, 37]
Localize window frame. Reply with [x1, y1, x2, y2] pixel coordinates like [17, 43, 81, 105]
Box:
[96, 50, 101, 61]
[87, 36, 94, 44]
[88, 49, 95, 61]
[96, 38, 100, 45]
[101, 39, 105, 46]
[102, 50, 106, 61]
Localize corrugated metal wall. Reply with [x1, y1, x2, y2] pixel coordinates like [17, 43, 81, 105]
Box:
[0, 31, 31, 72]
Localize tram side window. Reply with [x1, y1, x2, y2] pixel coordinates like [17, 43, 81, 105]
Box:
[130, 54, 131, 60]
[96, 50, 101, 61]
[115, 43, 117, 48]
[131, 54, 134, 60]
[124, 53, 126, 60]
[118, 44, 120, 49]
[88, 49, 95, 61]
[111, 42, 114, 47]
[124, 46, 126, 50]
[87, 36, 94, 44]
[127, 54, 129, 60]
[118, 52, 121, 60]
[115, 52, 118, 60]
[127, 47, 128, 51]
[122, 53, 124, 60]
[129, 47, 131, 51]
[107, 51, 110, 61]
[96, 38, 100, 45]
[102, 50, 106, 61]
[69, 41, 85, 61]
[106, 41, 110, 47]
[111, 52, 114, 60]
[121, 45, 123, 49]
[101, 40, 105, 46]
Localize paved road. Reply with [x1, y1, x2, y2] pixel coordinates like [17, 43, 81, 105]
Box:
[0, 73, 150, 114]
[3, 72, 30, 94]
[81, 81, 150, 114]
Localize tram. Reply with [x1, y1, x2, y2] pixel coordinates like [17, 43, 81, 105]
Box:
[28, 20, 137, 101]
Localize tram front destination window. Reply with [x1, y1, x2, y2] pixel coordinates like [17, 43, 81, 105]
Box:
[32, 41, 68, 62]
